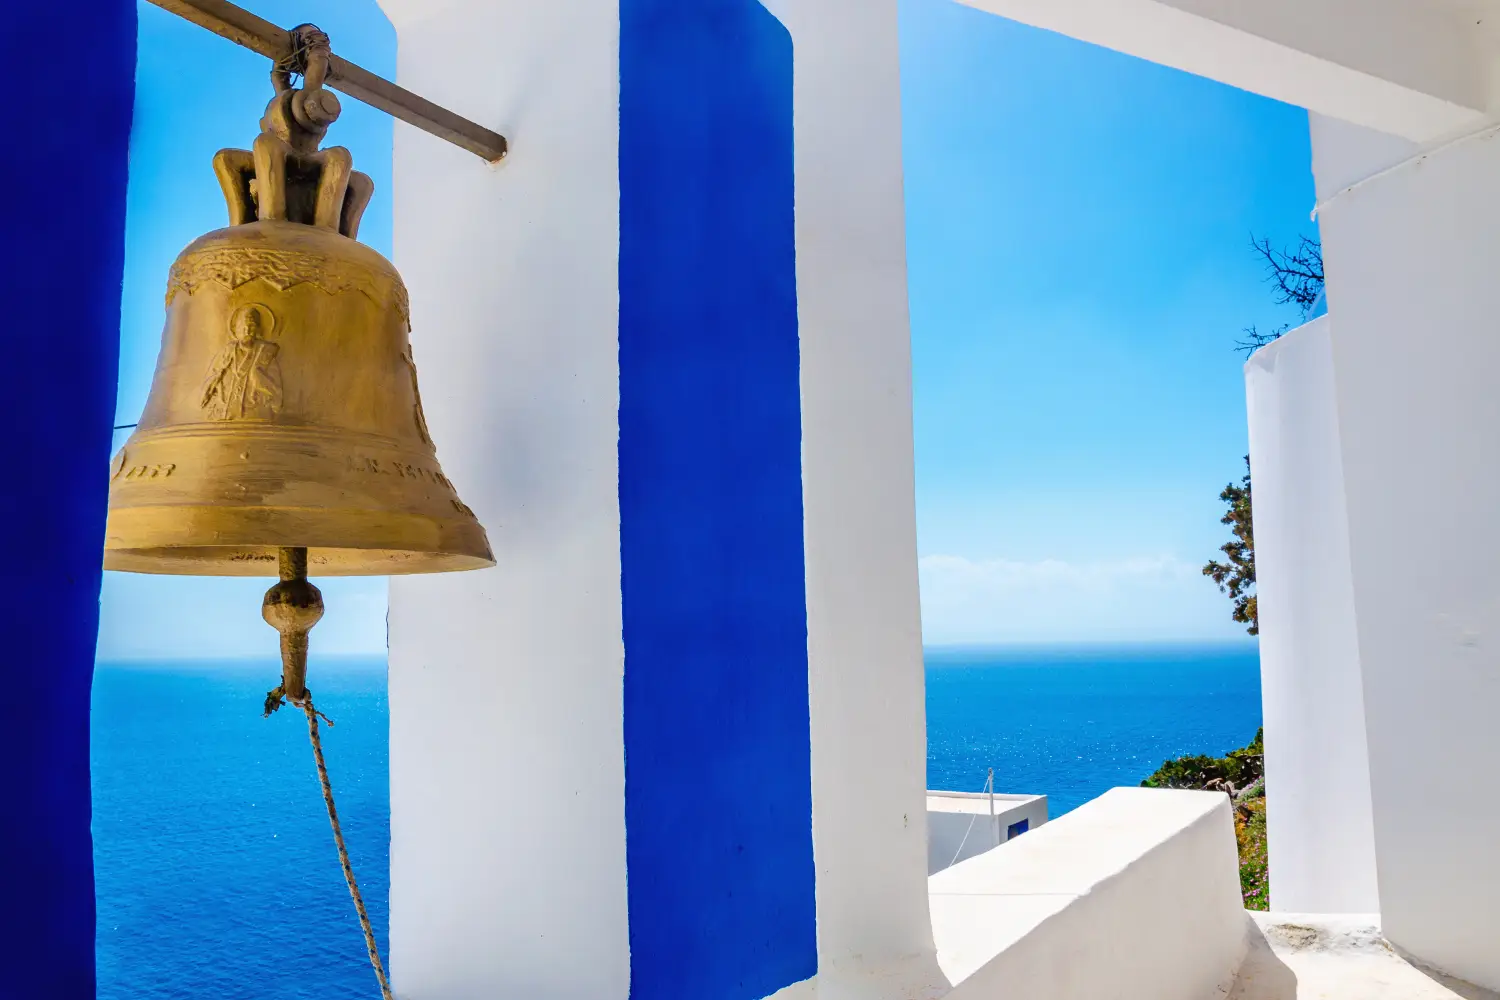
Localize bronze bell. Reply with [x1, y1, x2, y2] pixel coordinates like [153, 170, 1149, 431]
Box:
[104, 28, 492, 579]
[102, 33, 483, 998]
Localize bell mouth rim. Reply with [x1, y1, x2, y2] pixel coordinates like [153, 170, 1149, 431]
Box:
[103, 545, 495, 578]
[104, 504, 494, 577]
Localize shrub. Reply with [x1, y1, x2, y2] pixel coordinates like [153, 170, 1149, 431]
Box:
[1142, 728, 1267, 910]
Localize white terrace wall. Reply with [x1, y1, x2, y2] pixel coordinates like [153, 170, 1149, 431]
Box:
[1311, 112, 1500, 990]
[1244, 317, 1379, 915]
[931, 789, 1246, 1000]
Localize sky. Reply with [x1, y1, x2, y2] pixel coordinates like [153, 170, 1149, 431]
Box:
[900, 0, 1316, 644]
[100, 0, 1316, 660]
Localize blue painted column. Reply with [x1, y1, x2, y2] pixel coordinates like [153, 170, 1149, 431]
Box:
[0, 2, 135, 994]
[619, 2, 815, 998]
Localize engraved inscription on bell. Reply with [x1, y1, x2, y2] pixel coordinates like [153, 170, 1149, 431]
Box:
[201, 303, 283, 420]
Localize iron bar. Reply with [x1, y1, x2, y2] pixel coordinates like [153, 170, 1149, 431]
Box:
[146, 0, 508, 163]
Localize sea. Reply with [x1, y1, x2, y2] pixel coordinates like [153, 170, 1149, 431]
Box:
[92, 642, 1261, 999]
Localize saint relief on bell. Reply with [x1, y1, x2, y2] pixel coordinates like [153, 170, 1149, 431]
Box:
[201, 303, 284, 420]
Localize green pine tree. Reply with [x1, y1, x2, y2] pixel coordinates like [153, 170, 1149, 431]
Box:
[1203, 458, 1257, 635]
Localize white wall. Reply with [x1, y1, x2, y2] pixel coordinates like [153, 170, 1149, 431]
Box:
[1245, 317, 1379, 915]
[1312, 110, 1500, 990]
[931, 789, 1246, 1000]
[377, 1, 630, 997]
[927, 793, 1049, 875]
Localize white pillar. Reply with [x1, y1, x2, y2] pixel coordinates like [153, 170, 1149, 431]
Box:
[1244, 317, 1379, 915]
[1313, 111, 1500, 989]
[773, 1, 944, 995]
[378, 2, 630, 996]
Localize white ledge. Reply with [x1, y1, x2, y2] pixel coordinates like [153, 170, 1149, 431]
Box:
[771, 787, 1248, 999]
[1232, 912, 1500, 999]
[932, 787, 1246, 998]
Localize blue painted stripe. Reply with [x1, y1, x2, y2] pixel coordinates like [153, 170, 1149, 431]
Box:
[619, 2, 815, 997]
[0, 1, 135, 994]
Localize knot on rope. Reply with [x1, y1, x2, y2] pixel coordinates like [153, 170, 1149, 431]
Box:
[263, 683, 334, 727]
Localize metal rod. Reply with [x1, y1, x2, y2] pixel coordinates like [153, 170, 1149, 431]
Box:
[146, 0, 508, 163]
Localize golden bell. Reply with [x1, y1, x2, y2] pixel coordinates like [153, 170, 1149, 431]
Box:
[105, 40, 493, 578]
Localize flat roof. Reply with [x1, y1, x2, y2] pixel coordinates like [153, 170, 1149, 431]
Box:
[927, 790, 1046, 816]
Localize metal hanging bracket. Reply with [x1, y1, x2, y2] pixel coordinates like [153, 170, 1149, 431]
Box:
[147, 0, 509, 163]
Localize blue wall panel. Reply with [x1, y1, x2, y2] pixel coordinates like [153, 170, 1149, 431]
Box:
[0, 2, 135, 995]
[619, 2, 815, 997]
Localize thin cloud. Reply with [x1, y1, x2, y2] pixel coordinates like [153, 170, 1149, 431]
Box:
[919, 553, 1241, 645]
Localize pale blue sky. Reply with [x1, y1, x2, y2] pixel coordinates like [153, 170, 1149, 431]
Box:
[902, 0, 1315, 643]
[100, 0, 1313, 659]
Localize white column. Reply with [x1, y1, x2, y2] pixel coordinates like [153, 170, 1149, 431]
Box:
[1244, 317, 1379, 915]
[378, 2, 629, 997]
[773, 1, 944, 995]
[1313, 111, 1500, 989]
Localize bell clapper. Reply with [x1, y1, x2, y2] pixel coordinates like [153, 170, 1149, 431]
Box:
[262, 546, 323, 715]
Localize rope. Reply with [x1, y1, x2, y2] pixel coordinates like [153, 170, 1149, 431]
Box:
[302, 698, 396, 1000]
[947, 769, 995, 870]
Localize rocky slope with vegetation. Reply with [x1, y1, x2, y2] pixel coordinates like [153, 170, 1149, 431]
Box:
[1142, 729, 1267, 909]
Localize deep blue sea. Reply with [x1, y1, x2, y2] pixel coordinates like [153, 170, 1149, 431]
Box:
[92, 642, 1260, 998]
[925, 643, 1262, 813]
[92, 658, 391, 1000]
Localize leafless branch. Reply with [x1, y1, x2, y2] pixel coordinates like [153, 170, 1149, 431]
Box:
[1251, 235, 1324, 315]
[1235, 324, 1290, 356]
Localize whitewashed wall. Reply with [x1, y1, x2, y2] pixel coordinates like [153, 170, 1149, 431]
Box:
[1311, 111, 1500, 990]
[1244, 317, 1379, 915]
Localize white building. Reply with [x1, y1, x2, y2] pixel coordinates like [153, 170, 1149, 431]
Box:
[927, 791, 1049, 874]
[11, 0, 1500, 997]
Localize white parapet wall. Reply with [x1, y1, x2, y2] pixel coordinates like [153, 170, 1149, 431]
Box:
[927, 792, 1048, 875]
[930, 788, 1247, 1000]
[1244, 317, 1380, 915]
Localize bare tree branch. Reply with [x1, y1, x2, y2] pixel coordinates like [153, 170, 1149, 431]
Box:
[1251, 235, 1324, 316]
[1235, 323, 1291, 356]
[1230, 235, 1324, 355]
